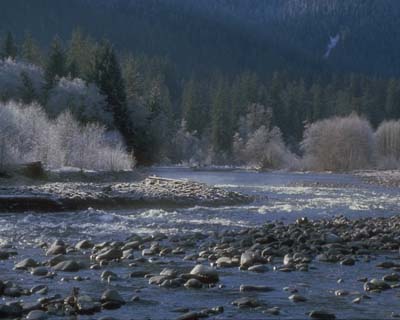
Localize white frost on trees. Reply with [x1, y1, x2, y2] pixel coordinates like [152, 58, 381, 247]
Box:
[0, 58, 44, 101]
[375, 120, 400, 169]
[46, 77, 112, 126]
[301, 114, 375, 171]
[233, 103, 296, 169]
[0, 102, 133, 171]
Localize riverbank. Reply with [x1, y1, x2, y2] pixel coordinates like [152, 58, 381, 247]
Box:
[1, 214, 400, 319]
[0, 176, 251, 213]
[355, 170, 400, 188]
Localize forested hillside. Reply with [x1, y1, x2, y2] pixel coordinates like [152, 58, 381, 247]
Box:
[0, 0, 399, 169]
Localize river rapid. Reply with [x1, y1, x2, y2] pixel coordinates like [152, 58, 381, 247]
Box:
[1, 168, 400, 319]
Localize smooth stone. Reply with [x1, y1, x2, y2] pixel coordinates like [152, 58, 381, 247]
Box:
[101, 289, 125, 306]
[240, 285, 274, 292]
[53, 260, 80, 272]
[77, 295, 101, 314]
[0, 303, 23, 317]
[334, 290, 349, 296]
[46, 244, 66, 256]
[189, 265, 219, 284]
[340, 258, 355, 266]
[364, 279, 391, 291]
[248, 264, 269, 273]
[75, 240, 94, 250]
[309, 310, 336, 320]
[231, 297, 261, 308]
[289, 294, 307, 302]
[31, 267, 48, 276]
[96, 248, 123, 261]
[184, 279, 203, 289]
[15, 258, 38, 270]
[26, 310, 48, 320]
[240, 251, 256, 269]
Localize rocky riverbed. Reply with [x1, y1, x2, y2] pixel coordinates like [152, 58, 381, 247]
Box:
[0, 176, 251, 212]
[1, 214, 400, 319]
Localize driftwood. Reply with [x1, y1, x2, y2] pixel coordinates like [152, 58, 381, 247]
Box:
[18, 161, 45, 179]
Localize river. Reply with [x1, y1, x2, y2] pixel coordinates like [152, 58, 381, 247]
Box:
[1, 168, 400, 319]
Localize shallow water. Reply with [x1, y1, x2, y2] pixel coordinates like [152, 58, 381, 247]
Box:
[1, 168, 400, 319]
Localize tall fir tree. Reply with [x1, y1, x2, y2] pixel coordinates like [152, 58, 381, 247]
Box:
[89, 41, 132, 147]
[211, 77, 233, 155]
[21, 32, 42, 65]
[44, 37, 66, 91]
[2, 31, 17, 59]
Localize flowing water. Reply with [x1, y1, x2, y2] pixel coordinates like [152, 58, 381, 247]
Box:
[1, 168, 400, 319]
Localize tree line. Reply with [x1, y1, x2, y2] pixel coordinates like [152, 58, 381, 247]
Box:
[1, 30, 400, 171]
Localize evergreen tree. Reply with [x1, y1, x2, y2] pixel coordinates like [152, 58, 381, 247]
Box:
[19, 71, 37, 104]
[66, 28, 96, 79]
[211, 78, 233, 155]
[44, 37, 66, 91]
[2, 31, 17, 59]
[21, 32, 42, 65]
[89, 41, 131, 147]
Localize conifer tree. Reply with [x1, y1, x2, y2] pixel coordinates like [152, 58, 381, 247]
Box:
[44, 37, 66, 91]
[21, 32, 42, 65]
[2, 32, 17, 59]
[89, 41, 131, 146]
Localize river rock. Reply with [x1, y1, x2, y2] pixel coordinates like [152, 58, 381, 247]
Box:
[14, 258, 38, 270]
[77, 295, 101, 314]
[101, 289, 125, 309]
[46, 241, 66, 255]
[184, 279, 203, 289]
[96, 248, 123, 261]
[0, 303, 23, 317]
[53, 260, 80, 272]
[26, 310, 48, 320]
[248, 264, 268, 273]
[31, 267, 48, 276]
[309, 310, 336, 320]
[240, 285, 274, 292]
[0, 251, 10, 260]
[364, 279, 391, 291]
[189, 265, 219, 283]
[231, 297, 261, 308]
[75, 240, 94, 250]
[289, 294, 307, 302]
[240, 251, 256, 269]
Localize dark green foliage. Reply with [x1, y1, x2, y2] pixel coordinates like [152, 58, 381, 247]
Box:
[2, 31, 17, 59]
[89, 41, 130, 140]
[44, 37, 66, 90]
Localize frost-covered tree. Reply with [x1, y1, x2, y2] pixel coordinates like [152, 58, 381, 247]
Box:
[0, 58, 44, 102]
[46, 77, 112, 125]
[171, 120, 203, 164]
[301, 114, 375, 171]
[233, 103, 295, 169]
[0, 102, 134, 171]
[375, 120, 400, 168]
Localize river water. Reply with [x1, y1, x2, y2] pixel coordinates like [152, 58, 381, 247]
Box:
[1, 168, 400, 319]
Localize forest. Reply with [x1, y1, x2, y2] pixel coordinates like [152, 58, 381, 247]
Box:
[0, 0, 400, 172]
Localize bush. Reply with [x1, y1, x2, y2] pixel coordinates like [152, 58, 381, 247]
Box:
[375, 120, 400, 168]
[46, 77, 112, 125]
[301, 114, 375, 171]
[0, 101, 134, 171]
[0, 58, 44, 102]
[233, 104, 296, 169]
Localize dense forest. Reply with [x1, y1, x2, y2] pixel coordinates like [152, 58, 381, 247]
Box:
[0, 0, 400, 170]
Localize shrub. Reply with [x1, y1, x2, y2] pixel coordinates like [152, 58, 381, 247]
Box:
[375, 120, 400, 168]
[0, 101, 134, 171]
[301, 114, 375, 171]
